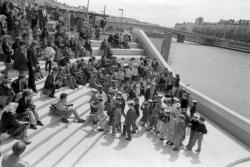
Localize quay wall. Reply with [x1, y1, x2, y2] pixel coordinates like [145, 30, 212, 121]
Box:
[132, 28, 250, 148]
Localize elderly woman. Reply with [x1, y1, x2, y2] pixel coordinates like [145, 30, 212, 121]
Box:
[0, 102, 31, 145]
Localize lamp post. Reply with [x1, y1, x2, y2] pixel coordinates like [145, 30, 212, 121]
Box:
[118, 8, 124, 28]
[86, 0, 90, 23]
[101, 5, 106, 15]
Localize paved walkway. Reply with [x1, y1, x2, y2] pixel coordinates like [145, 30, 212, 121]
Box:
[71, 117, 250, 167]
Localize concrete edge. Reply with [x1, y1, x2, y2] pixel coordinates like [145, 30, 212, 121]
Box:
[132, 27, 250, 148]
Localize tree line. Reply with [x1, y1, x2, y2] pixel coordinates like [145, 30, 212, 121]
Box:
[191, 25, 250, 43]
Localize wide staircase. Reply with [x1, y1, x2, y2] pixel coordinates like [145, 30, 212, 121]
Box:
[1, 36, 250, 167]
[0, 39, 146, 167]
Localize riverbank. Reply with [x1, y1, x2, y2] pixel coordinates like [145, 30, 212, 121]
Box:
[149, 37, 250, 119]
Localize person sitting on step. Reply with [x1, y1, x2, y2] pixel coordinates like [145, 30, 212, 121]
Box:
[0, 79, 15, 108]
[0, 102, 31, 145]
[55, 93, 85, 123]
[43, 66, 62, 98]
[64, 63, 78, 89]
[11, 74, 28, 102]
[15, 90, 44, 130]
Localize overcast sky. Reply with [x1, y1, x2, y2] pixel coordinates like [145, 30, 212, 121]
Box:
[57, 0, 250, 27]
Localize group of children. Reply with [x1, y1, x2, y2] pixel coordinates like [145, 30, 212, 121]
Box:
[85, 54, 207, 152]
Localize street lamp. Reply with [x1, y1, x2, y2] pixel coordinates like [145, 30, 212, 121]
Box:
[101, 5, 106, 15]
[118, 8, 124, 27]
[86, 0, 90, 23]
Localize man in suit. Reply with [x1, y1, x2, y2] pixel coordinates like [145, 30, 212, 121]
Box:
[27, 41, 39, 93]
[122, 101, 137, 141]
[16, 90, 43, 130]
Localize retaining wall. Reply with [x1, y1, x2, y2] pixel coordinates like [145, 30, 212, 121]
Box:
[132, 28, 250, 148]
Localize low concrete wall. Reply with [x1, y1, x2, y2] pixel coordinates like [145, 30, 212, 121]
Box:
[132, 28, 250, 148]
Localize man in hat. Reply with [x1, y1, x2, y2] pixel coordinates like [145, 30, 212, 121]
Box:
[190, 100, 197, 118]
[2, 141, 30, 167]
[186, 116, 207, 152]
[172, 114, 186, 151]
[0, 103, 31, 145]
[122, 101, 136, 141]
[27, 40, 39, 93]
[186, 113, 200, 151]
[43, 66, 62, 98]
[55, 93, 85, 123]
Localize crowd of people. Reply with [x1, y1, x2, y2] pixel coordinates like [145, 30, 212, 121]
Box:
[82, 55, 207, 153]
[0, 1, 208, 167]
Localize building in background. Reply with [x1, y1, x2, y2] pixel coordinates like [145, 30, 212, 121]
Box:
[195, 17, 204, 24]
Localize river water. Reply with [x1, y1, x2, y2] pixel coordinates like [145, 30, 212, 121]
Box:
[150, 37, 250, 119]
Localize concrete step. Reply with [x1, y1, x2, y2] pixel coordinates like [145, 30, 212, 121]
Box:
[90, 40, 140, 49]
[0, 85, 93, 156]
[20, 102, 92, 167]
[92, 47, 145, 56]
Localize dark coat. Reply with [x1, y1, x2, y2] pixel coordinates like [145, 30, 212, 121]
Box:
[13, 48, 28, 71]
[0, 111, 21, 133]
[144, 87, 157, 101]
[2, 41, 12, 63]
[16, 97, 32, 114]
[125, 107, 136, 124]
[11, 78, 28, 94]
[134, 104, 140, 117]
[44, 73, 59, 89]
[27, 48, 38, 71]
